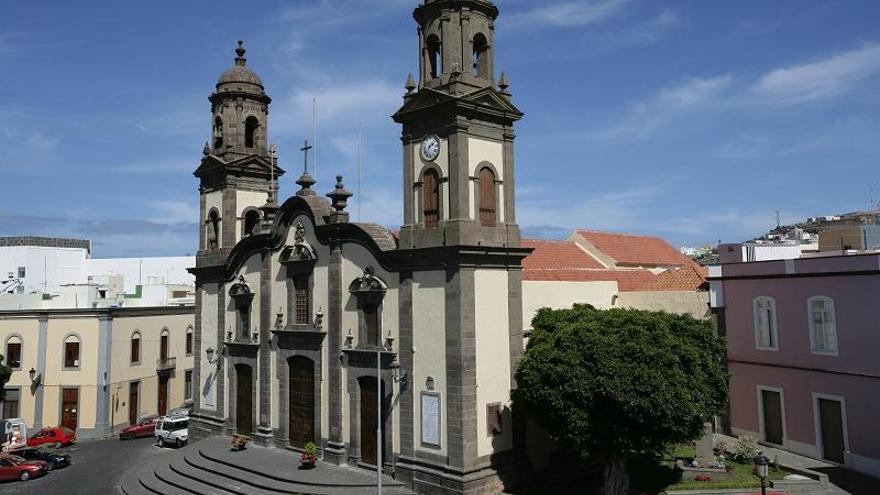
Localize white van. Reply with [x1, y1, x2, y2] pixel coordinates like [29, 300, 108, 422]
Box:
[154, 415, 188, 448]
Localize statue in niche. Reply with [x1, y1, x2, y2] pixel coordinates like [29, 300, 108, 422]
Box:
[284, 222, 317, 262]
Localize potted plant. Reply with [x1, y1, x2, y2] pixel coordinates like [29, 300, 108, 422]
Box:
[231, 434, 249, 451]
[300, 442, 317, 469]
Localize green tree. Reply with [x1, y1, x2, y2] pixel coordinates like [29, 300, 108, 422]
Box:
[0, 354, 10, 403]
[513, 305, 728, 495]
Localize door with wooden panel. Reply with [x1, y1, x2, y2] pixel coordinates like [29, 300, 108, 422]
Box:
[359, 377, 386, 467]
[761, 390, 784, 445]
[819, 399, 846, 463]
[61, 388, 79, 432]
[158, 376, 169, 416]
[288, 357, 315, 448]
[235, 364, 254, 435]
[129, 382, 139, 425]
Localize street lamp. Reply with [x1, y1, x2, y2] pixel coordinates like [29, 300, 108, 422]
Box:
[28, 367, 41, 391]
[754, 451, 770, 495]
[206, 346, 224, 366]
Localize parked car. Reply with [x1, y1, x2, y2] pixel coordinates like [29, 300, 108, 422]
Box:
[119, 415, 159, 440]
[0, 455, 49, 481]
[27, 427, 76, 449]
[9, 447, 71, 471]
[154, 415, 188, 448]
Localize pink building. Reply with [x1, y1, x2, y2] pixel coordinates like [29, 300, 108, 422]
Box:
[710, 253, 880, 477]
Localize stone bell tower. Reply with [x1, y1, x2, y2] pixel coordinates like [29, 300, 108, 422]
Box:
[194, 41, 284, 256]
[394, 0, 523, 250]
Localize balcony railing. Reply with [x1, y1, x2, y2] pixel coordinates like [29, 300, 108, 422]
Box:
[156, 356, 176, 372]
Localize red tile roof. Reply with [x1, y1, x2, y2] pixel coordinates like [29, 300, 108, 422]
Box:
[574, 229, 690, 267]
[522, 239, 658, 291]
[521, 239, 604, 271]
[644, 264, 708, 292]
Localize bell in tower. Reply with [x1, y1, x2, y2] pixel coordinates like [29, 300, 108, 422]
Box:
[194, 41, 284, 255]
[394, 0, 523, 250]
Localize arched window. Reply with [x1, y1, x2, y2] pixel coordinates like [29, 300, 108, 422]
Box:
[479, 167, 497, 227]
[427, 35, 442, 79]
[472, 33, 489, 78]
[294, 274, 310, 325]
[213, 116, 223, 149]
[5, 336, 22, 369]
[245, 116, 259, 148]
[808, 296, 837, 355]
[422, 169, 440, 228]
[160, 329, 170, 362]
[753, 297, 778, 350]
[131, 332, 141, 365]
[185, 327, 193, 356]
[243, 209, 261, 237]
[63, 334, 81, 369]
[207, 209, 220, 250]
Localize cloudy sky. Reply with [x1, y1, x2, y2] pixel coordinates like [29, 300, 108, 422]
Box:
[1, 0, 879, 257]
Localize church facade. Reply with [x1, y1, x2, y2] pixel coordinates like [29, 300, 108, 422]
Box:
[190, 1, 530, 493]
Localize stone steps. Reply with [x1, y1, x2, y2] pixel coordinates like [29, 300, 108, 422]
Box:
[119, 437, 416, 495]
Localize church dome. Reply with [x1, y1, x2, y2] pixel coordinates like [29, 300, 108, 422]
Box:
[216, 41, 265, 91]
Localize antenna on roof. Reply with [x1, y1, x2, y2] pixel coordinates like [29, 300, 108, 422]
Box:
[312, 98, 318, 181]
[357, 121, 363, 222]
[776, 210, 781, 228]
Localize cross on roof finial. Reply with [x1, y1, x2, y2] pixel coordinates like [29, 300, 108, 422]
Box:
[300, 139, 313, 174]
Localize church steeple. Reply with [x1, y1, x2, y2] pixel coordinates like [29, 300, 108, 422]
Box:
[209, 40, 272, 160]
[414, 0, 499, 92]
[195, 41, 284, 254]
[394, 0, 522, 250]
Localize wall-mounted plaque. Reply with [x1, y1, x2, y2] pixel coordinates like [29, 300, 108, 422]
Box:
[421, 392, 441, 448]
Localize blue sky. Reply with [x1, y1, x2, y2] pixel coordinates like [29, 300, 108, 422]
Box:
[1, 0, 879, 257]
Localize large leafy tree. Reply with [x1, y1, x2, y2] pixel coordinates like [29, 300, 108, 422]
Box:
[513, 305, 728, 495]
[0, 354, 10, 403]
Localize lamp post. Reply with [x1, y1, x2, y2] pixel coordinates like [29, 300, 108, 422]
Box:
[376, 344, 383, 495]
[754, 451, 770, 495]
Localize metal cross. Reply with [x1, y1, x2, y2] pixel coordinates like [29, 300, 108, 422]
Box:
[300, 139, 313, 174]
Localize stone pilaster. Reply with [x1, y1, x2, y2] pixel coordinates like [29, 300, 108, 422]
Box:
[324, 240, 346, 464]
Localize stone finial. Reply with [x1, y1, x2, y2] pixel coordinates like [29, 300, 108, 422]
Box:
[296, 171, 317, 196]
[326, 175, 353, 223]
[499, 71, 510, 95]
[202, 142, 210, 156]
[405, 73, 416, 94]
[235, 40, 247, 66]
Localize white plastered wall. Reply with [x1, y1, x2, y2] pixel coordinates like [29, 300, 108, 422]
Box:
[474, 269, 512, 457]
[522, 280, 617, 331]
[467, 137, 504, 222]
[412, 270, 447, 455]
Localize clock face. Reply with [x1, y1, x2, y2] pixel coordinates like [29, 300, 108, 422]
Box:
[420, 134, 441, 162]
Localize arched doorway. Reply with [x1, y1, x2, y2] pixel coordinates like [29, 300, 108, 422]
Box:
[359, 376, 387, 467]
[288, 356, 315, 448]
[235, 364, 254, 435]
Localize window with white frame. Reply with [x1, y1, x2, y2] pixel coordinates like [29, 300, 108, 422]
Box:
[753, 296, 778, 350]
[809, 296, 837, 354]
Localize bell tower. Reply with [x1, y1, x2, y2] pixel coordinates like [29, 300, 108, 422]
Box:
[394, 0, 523, 250]
[195, 41, 283, 255]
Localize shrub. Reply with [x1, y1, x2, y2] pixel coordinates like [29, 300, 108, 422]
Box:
[731, 436, 759, 462]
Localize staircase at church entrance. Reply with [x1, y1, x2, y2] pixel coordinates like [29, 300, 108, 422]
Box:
[119, 436, 414, 495]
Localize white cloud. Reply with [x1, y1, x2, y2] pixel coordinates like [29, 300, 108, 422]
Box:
[588, 74, 734, 142]
[505, 0, 632, 29]
[752, 42, 880, 105]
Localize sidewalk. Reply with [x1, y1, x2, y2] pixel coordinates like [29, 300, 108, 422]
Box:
[715, 434, 880, 495]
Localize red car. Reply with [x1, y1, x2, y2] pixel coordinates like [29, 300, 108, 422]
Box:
[0, 455, 49, 482]
[27, 426, 76, 449]
[119, 415, 159, 440]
